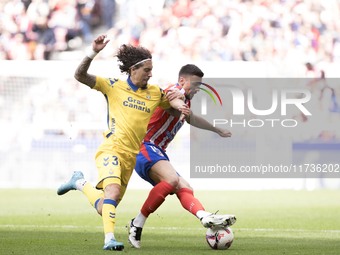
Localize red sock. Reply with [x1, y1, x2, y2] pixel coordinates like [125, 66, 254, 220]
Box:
[176, 188, 205, 216]
[141, 181, 175, 217]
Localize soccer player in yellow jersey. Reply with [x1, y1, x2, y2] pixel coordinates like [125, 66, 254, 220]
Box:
[57, 34, 188, 251]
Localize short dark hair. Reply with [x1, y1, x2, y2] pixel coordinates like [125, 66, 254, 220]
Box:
[116, 44, 152, 74]
[178, 64, 204, 80]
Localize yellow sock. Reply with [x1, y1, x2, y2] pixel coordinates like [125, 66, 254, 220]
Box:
[102, 199, 117, 234]
[82, 182, 103, 209]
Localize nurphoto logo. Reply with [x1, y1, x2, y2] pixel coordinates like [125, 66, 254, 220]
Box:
[199, 81, 312, 128]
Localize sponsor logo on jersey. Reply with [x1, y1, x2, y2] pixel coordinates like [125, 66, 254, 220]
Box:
[123, 96, 151, 113]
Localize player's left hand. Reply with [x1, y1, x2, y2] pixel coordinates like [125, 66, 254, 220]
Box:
[216, 128, 232, 138]
[166, 89, 185, 101]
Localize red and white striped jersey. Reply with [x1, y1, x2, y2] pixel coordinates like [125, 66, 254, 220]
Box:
[143, 84, 190, 151]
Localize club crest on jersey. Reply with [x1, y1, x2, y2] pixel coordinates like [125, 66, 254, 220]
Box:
[109, 78, 118, 87]
[146, 93, 151, 99]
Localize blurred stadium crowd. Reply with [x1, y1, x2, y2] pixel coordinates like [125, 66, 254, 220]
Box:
[1, 0, 340, 63]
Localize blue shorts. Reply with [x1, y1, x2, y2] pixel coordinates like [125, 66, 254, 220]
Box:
[135, 142, 170, 186]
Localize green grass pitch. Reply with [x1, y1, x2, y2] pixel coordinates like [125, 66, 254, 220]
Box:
[1, 189, 340, 254]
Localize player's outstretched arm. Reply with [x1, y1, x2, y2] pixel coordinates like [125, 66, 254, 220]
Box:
[74, 34, 110, 88]
[187, 112, 232, 137]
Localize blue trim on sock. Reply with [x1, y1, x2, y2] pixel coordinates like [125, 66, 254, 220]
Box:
[103, 199, 117, 207]
[94, 198, 100, 210]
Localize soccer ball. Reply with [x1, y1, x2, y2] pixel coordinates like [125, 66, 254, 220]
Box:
[205, 227, 234, 250]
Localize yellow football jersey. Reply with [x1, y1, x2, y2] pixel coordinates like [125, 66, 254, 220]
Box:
[93, 76, 170, 155]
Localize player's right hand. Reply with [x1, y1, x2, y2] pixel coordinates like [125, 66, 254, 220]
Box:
[92, 34, 110, 53]
[178, 104, 190, 120]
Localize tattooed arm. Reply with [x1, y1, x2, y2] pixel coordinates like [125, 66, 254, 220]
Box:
[74, 34, 110, 88]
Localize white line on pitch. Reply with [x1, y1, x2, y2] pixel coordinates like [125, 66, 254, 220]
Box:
[1, 224, 340, 233]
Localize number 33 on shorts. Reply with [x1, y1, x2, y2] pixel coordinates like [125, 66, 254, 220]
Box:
[98, 154, 120, 176]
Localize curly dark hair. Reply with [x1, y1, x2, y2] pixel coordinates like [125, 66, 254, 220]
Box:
[116, 44, 152, 74]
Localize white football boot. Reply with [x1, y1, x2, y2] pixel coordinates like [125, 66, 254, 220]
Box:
[201, 213, 236, 228]
[128, 219, 143, 248]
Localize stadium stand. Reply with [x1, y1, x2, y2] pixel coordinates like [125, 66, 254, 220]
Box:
[1, 0, 340, 63]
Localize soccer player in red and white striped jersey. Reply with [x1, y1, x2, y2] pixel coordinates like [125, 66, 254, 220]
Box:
[129, 64, 236, 249]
